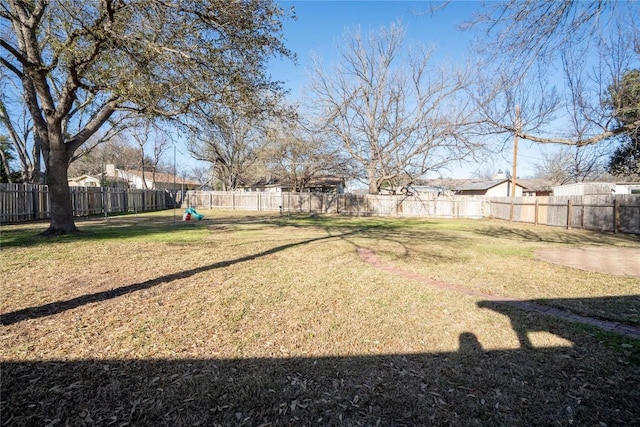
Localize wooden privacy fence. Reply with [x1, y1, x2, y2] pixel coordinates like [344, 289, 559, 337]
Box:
[491, 195, 640, 234]
[184, 190, 490, 219]
[3, 185, 639, 235]
[185, 191, 639, 234]
[0, 183, 181, 223]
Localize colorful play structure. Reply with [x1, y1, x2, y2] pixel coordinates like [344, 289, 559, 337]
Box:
[182, 207, 204, 221]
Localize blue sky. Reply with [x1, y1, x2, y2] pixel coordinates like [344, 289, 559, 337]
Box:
[267, 0, 558, 179]
[272, 0, 478, 95]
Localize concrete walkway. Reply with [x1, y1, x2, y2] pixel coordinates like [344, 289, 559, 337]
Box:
[535, 247, 640, 277]
[356, 247, 640, 340]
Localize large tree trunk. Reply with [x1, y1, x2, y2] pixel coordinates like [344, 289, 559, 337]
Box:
[41, 137, 79, 235]
[367, 164, 379, 194]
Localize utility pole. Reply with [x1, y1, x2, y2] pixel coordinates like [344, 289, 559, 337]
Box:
[511, 105, 520, 198]
[173, 144, 177, 223]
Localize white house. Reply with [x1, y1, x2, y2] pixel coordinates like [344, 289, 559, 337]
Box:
[104, 164, 198, 190]
[454, 179, 525, 197]
[552, 182, 640, 196]
[238, 176, 346, 193]
[68, 173, 129, 188]
[68, 175, 102, 187]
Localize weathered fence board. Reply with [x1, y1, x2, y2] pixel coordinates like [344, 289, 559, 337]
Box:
[490, 195, 640, 234]
[3, 185, 638, 235]
[0, 184, 180, 224]
[183, 191, 490, 219]
[0, 184, 49, 222]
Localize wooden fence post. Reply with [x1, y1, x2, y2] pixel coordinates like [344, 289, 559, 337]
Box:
[614, 198, 620, 234]
[534, 198, 539, 226]
[567, 199, 573, 229]
[509, 200, 514, 222]
[32, 185, 38, 220]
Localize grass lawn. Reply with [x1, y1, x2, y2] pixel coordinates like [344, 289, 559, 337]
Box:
[1, 210, 639, 426]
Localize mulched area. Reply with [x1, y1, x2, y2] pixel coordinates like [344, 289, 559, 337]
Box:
[356, 247, 640, 339]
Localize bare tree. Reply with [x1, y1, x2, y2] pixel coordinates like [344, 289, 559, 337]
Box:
[188, 105, 266, 191]
[130, 121, 170, 189]
[69, 135, 146, 179]
[309, 22, 484, 194]
[1, 0, 293, 234]
[465, 0, 640, 147]
[0, 134, 18, 182]
[189, 165, 213, 189]
[0, 91, 43, 183]
[262, 121, 350, 192]
[534, 145, 607, 185]
[606, 69, 640, 179]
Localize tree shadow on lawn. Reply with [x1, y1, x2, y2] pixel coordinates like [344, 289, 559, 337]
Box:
[0, 215, 212, 248]
[207, 214, 471, 267]
[3, 218, 639, 425]
[3, 304, 639, 426]
[1, 230, 365, 326]
[1, 219, 470, 326]
[1, 212, 454, 250]
[474, 224, 640, 246]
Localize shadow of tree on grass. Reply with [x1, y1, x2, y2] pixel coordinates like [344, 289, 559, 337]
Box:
[3, 217, 640, 426]
[3, 298, 640, 426]
[3, 319, 639, 426]
[0, 231, 358, 326]
[474, 225, 640, 245]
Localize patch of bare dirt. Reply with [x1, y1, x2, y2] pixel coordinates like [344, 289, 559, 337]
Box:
[535, 247, 640, 277]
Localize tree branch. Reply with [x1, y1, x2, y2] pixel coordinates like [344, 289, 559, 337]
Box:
[515, 119, 640, 146]
[66, 100, 118, 154]
[0, 55, 23, 78]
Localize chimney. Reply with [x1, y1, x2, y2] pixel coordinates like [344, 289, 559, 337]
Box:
[493, 172, 507, 180]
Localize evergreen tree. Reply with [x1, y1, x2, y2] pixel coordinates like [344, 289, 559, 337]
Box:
[607, 70, 640, 179]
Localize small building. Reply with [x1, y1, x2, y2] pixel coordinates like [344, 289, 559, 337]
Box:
[104, 164, 198, 190]
[68, 173, 129, 188]
[68, 175, 102, 187]
[455, 179, 525, 197]
[239, 176, 346, 193]
[518, 179, 553, 197]
[239, 178, 283, 193]
[306, 176, 346, 193]
[552, 182, 640, 196]
[408, 184, 454, 196]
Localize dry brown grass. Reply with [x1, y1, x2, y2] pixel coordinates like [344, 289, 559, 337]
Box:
[1, 211, 639, 426]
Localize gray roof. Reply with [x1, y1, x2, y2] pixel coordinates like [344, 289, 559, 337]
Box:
[457, 179, 510, 191]
[517, 179, 553, 192]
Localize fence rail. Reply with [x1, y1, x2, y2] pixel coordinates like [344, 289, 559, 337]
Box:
[3, 185, 639, 235]
[0, 183, 182, 223]
[184, 191, 639, 234]
[490, 195, 640, 234]
[183, 191, 490, 219]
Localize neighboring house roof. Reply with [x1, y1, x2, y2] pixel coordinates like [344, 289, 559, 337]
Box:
[517, 179, 553, 193]
[241, 176, 345, 189]
[240, 177, 282, 188]
[416, 178, 537, 192]
[68, 173, 129, 184]
[123, 169, 197, 186]
[104, 164, 198, 189]
[414, 178, 475, 191]
[68, 174, 101, 185]
[308, 176, 346, 187]
[456, 179, 525, 191]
